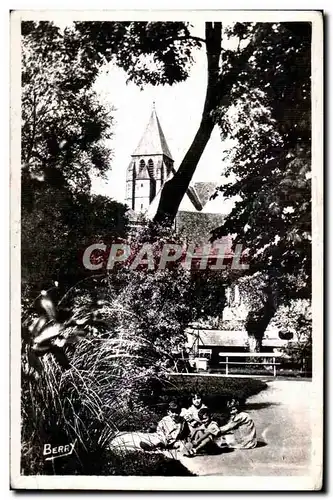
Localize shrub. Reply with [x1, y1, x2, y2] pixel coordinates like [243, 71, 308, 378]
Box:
[164, 375, 267, 409]
[271, 299, 312, 373]
[270, 299, 311, 342]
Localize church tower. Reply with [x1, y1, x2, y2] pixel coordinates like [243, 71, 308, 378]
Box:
[126, 104, 174, 212]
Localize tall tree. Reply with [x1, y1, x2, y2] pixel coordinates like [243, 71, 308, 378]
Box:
[72, 21, 309, 228]
[151, 22, 273, 225]
[210, 22, 311, 350]
[21, 21, 129, 300]
[22, 21, 113, 200]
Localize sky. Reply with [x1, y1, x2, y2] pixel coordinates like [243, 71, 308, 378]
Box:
[90, 24, 234, 212]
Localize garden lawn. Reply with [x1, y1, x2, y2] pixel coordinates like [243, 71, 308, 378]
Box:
[129, 375, 268, 432]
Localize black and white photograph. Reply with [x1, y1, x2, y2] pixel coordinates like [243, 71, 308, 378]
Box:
[10, 9, 323, 490]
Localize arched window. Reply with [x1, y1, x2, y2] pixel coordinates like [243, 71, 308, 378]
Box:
[139, 159, 145, 172]
[148, 159, 154, 178]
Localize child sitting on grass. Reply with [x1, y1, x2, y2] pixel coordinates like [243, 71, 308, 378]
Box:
[139, 401, 189, 451]
[180, 393, 207, 434]
[219, 398, 257, 449]
[184, 407, 227, 456]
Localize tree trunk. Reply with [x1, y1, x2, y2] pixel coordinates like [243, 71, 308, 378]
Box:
[153, 22, 222, 227]
[153, 118, 215, 226]
[247, 335, 262, 353]
[245, 297, 277, 353]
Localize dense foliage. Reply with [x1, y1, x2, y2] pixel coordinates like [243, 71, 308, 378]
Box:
[22, 191, 128, 300]
[21, 21, 129, 301]
[212, 22, 311, 299]
[21, 222, 230, 474]
[208, 23, 312, 349]
[74, 21, 201, 87]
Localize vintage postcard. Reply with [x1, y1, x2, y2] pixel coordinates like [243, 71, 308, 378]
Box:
[10, 9, 323, 490]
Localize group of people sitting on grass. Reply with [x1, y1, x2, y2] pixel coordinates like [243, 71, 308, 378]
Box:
[139, 394, 257, 457]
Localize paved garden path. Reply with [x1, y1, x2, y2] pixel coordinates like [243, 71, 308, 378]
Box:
[177, 379, 314, 476]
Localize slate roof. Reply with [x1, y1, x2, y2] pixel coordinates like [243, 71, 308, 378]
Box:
[132, 109, 173, 160]
[175, 210, 231, 249]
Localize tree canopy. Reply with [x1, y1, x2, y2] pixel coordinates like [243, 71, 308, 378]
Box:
[211, 22, 311, 302]
[22, 21, 114, 197]
[21, 21, 129, 301]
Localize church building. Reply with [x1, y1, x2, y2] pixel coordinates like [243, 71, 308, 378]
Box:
[125, 105, 174, 214]
[125, 104, 229, 245]
[124, 105, 249, 318]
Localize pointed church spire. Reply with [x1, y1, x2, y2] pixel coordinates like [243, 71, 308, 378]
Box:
[132, 105, 173, 160]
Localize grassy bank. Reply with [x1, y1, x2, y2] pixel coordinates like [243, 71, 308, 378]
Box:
[117, 375, 268, 432]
